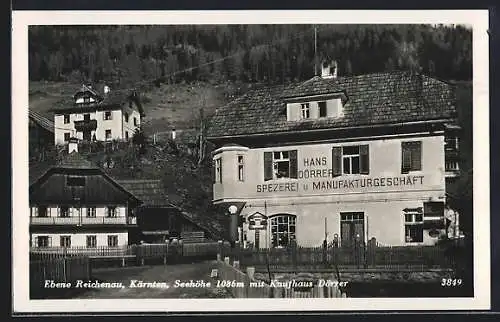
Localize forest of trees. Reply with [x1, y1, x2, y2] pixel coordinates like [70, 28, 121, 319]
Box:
[29, 24, 472, 87]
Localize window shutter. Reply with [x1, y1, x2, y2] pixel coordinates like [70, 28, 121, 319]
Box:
[401, 142, 412, 173]
[212, 159, 216, 183]
[332, 147, 342, 177]
[412, 141, 422, 171]
[33, 237, 38, 248]
[264, 152, 273, 181]
[48, 236, 53, 247]
[289, 150, 298, 179]
[360, 144, 370, 174]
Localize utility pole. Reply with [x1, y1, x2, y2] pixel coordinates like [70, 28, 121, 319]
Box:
[314, 24, 318, 76]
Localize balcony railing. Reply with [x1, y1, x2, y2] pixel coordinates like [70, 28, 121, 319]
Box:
[74, 119, 98, 131]
[30, 216, 137, 225]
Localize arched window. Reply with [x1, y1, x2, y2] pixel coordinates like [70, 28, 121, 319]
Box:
[270, 214, 296, 248]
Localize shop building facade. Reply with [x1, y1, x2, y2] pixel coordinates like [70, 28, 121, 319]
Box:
[207, 66, 461, 248]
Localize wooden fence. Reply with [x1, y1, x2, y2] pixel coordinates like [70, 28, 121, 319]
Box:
[215, 259, 346, 298]
[30, 256, 91, 299]
[219, 240, 457, 271]
[30, 241, 229, 267]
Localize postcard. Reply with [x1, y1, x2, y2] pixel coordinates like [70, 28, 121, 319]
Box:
[12, 9, 490, 313]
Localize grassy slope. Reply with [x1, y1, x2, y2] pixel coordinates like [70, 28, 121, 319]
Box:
[29, 80, 239, 238]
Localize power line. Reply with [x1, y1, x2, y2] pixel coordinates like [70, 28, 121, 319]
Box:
[128, 25, 325, 90]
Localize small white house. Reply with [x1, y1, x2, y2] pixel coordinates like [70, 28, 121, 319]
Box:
[52, 84, 144, 145]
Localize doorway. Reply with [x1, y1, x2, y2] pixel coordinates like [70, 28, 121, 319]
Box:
[340, 212, 365, 247]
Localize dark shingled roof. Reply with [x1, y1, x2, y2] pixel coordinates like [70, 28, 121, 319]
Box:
[50, 88, 144, 116]
[29, 109, 54, 133]
[116, 179, 172, 207]
[206, 71, 456, 138]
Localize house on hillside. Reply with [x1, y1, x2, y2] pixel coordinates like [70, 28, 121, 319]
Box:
[29, 138, 141, 249]
[51, 84, 144, 145]
[117, 179, 216, 244]
[206, 61, 463, 248]
[29, 108, 54, 152]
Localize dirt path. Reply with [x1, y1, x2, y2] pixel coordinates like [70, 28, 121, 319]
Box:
[75, 260, 231, 299]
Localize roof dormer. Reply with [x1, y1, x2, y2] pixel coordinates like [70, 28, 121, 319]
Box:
[73, 84, 102, 105]
[285, 92, 347, 122]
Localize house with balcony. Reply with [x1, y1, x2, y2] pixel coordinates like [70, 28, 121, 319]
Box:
[51, 84, 144, 145]
[206, 62, 463, 248]
[29, 139, 141, 249]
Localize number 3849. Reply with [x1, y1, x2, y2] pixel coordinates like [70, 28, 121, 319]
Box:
[441, 278, 462, 287]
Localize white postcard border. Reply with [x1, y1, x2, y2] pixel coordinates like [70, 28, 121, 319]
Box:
[12, 9, 491, 313]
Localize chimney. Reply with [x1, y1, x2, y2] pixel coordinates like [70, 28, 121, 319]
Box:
[68, 137, 79, 154]
[321, 60, 338, 79]
[103, 85, 110, 95]
[171, 128, 177, 141]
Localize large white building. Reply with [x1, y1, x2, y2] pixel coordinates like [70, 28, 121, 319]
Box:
[52, 84, 144, 145]
[206, 63, 462, 248]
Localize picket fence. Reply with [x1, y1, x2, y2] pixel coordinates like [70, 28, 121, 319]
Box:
[219, 240, 456, 271]
[30, 256, 91, 298]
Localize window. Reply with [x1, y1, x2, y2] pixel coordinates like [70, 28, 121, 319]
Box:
[237, 155, 245, 181]
[124, 112, 129, 122]
[86, 235, 97, 248]
[107, 206, 117, 217]
[87, 207, 96, 218]
[59, 206, 69, 217]
[36, 236, 50, 248]
[84, 114, 90, 121]
[63, 114, 70, 124]
[402, 141, 422, 173]
[214, 158, 222, 183]
[133, 117, 138, 126]
[342, 146, 360, 174]
[404, 211, 424, 243]
[31, 207, 38, 217]
[125, 131, 129, 140]
[270, 215, 296, 248]
[64, 133, 71, 142]
[318, 101, 327, 117]
[445, 136, 459, 151]
[60, 236, 71, 248]
[37, 206, 48, 217]
[104, 111, 112, 120]
[331, 145, 369, 176]
[108, 235, 119, 247]
[445, 161, 460, 172]
[264, 150, 298, 181]
[300, 103, 310, 119]
[66, 176, 85, 187]
[105, 129, 112, 140]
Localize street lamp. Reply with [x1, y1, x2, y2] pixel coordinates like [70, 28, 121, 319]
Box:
[228, 205, 238, 247]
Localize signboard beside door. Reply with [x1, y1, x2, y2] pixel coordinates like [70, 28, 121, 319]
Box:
[248, 212, 268, 249]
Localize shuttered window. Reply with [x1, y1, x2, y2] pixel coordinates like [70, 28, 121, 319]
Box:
[332, 145, 369, 176]
[264, 150, 298, 181]
[401, 141, 422, 173]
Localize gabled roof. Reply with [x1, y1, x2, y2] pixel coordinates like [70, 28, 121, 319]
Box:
[29, 109, 54, 133]
[29, 152, 141, 204]
[50, 87, 145, 117]
[206, 71, 456, 138]
[116, 179, 172, 207]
